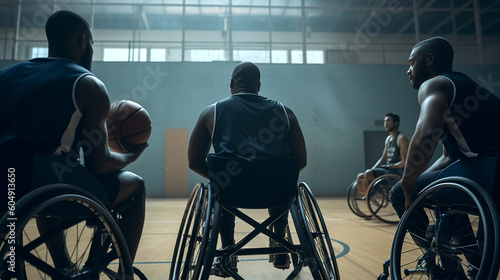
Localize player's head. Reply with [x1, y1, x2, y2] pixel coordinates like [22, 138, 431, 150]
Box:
[230, 62, 261, 94]
[407, 37, 454, 89]
[45, 10, 93, 70]
[384, 112, 399, 132]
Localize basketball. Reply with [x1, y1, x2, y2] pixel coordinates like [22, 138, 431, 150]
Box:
[106, 100, 152, 153]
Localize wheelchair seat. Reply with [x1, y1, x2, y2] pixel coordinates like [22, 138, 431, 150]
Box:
[207, 154, 300, 209]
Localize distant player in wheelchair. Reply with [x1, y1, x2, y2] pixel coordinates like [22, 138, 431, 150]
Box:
[356, 112, 408, 194]
[388, 36, 500, 279]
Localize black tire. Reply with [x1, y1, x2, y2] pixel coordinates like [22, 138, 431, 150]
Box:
[296, 183, 340, 280]
[366, 174, 400, 224]
[346, 180, 372, 219]
[0, 193, 134, 280]
[169, 183, 212, 280]
[390, 177, 499, 280]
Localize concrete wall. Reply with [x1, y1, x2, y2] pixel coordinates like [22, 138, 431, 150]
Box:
[1, 60, 499, 197]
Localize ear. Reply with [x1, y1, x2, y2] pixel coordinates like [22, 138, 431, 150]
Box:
[230, 79, 234, 88]
[79, 34, 88, 50]
[426, 52, 435, 66]
[257, 82, 261, 93]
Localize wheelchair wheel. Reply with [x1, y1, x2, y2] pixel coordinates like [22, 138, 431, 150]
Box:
[296, 182, 340, 280]
[0, 192, 134, 280]
[390, 177, 499, 280]
[346, 180, 371, 219]
[169, 183, 213, 280]
[366, 174, 400, 224]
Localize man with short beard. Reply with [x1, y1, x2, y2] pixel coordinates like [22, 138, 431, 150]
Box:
[0, 10, 147, 275]
[356, 112, 409, 194]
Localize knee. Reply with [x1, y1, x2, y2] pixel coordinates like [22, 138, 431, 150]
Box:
[134, 175, 146, 197]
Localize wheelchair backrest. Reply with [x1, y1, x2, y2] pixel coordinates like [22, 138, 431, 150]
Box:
[207, 154, 300, 209]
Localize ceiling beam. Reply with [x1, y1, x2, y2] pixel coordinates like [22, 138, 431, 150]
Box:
[427, 0, 473, 34]
[397, 0, 437, 34]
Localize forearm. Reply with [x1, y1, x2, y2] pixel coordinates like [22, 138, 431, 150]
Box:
[189, 160, 209, 179]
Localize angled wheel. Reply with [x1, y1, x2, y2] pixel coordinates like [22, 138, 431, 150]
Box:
[169, 183, 213, 280]
[296, 182, 340, 280]
[346, 180, 371, 219]
[0, 191, 134, 280]
[366, 174, 401, 224]
[390, 177, 499, 280]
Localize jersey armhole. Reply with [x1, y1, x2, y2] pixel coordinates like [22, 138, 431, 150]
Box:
[440, 75, 457, 110]
[72, 73, 93, 116]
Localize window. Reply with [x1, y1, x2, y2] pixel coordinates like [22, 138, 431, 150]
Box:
[31, 47, 48, 58]
[189, 49, 225, 62]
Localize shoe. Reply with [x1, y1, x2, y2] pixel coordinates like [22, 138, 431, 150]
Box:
[210, 246, 238, 278]
[269, 239, 290, 270]
[273, 254, 290, 269]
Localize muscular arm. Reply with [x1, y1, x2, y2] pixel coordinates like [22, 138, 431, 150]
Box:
[285, 107, 307, 170]
[76, 75, 146, 175]
[187, 105, 214, 179]
[401, 76, 454, 208]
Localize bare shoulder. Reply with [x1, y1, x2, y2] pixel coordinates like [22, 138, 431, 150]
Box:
[75, 75, 110, 115]
[418, 76, 454, 104]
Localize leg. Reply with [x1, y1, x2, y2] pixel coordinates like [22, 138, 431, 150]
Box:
[220, 207, 236, 247]
[35, 217, 72, 269]
[111, 171, 146, 262]
[269, 205, 289, 237]
[390, 171, 440, 247]
[356, 171, 370, 193]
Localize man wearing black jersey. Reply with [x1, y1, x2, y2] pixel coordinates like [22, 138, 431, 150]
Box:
[0, 10, 147, 274]
[389, 37, 500, 276]
[356, 112, 408, 193]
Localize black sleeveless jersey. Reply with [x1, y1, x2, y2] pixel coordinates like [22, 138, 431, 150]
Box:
[212, 93, 290, 161]
[0, 58, 93, 162]
[386, 132, 402, 166]
[440, 72, 500, 158]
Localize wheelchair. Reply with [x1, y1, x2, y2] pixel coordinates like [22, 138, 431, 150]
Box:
[378, 156, 500, 280]
[0, 156, 148, 280]
[347, 173, 401, 223]
[169, 155, 341, 280]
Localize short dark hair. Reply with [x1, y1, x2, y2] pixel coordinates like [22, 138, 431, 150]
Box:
[386, 112, 400, 126]
[231, 62, 260, 87]
[45, 10, 90, 51]
[412, 37, 454, 71]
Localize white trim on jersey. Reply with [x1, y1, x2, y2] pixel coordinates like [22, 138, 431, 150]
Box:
[53, 73, 92, 156]
[441, 75, 478, 157]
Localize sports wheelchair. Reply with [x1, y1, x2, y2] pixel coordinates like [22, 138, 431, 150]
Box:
[378, 156, 500, 280]
[347, 173, 401, 223]
[169, 155, 340, 280]
[0, 155, 147, 280]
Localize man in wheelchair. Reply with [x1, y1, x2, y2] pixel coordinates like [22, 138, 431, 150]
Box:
[389, 37, 500, 278]
[356, 112, 409, 194]
[188, 61, 307, 276]
[0, 10, 147, 276]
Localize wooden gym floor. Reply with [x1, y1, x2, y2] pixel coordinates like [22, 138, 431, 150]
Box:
[135, 197, 395, 279]
[135, 197, 500, 280]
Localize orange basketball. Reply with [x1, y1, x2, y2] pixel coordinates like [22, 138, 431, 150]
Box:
[106, 100, 152, 153]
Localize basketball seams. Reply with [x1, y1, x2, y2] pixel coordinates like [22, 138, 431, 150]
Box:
[106, 100, 152, 153]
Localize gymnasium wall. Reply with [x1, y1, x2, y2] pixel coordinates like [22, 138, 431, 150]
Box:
[1, 61, 499, 197]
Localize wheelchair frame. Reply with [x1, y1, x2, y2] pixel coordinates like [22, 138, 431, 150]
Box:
[378, 176, 500, 280]
[347, 173, 401, 223]
[0, 183, 147, 280]
[169, 182, 341, 280]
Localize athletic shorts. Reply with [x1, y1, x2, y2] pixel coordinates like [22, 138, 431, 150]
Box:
[1, 154, 120, 211]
